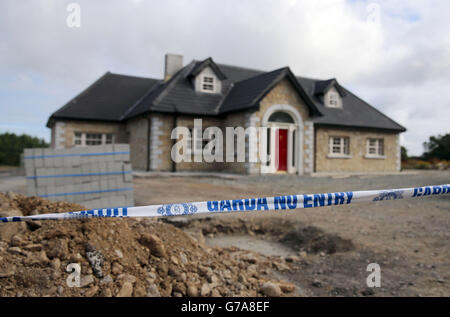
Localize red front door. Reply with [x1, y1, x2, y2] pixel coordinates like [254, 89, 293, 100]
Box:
[277, 129, 288, 171]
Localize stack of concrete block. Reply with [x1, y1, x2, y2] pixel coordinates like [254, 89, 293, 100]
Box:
[23, 144, 134, 209]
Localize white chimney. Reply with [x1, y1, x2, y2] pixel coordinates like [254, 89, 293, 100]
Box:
[164, 53, 183, 81]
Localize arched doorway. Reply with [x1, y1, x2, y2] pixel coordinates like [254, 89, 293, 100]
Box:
[261, 105, 303, 175]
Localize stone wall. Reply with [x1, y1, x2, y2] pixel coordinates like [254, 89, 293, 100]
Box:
[149, 113, 173, 172]
[125, 116, 148, 171]
[252, 78, 313, 175]
[50, 120, 128, 149]
[173, 115, 225, 172]
[222, 110, 252, 174]
[314, 126, 399, 172]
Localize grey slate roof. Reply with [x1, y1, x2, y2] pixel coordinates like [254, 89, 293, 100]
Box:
[49, 72, 159, 123]
[297, 77, 406, 131]
[48, 58, 406, 132]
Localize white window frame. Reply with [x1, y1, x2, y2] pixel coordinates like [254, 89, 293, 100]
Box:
[328, 136, 351, 158]
[74, 132, 83, 146]
[365, 138, 385, 158]
[74, 132, 115, 147]
[326, 91, 341, 108]
[200, 75, 216, 93]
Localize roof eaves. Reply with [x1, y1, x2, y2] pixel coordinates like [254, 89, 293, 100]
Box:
[314, 121, 406, 132]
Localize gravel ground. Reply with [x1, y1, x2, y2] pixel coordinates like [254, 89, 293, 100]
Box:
[1, 169, 449, 296]
[133, 170, 450, 296]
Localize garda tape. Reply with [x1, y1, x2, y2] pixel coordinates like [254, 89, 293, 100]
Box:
[1, 184, 449, 223]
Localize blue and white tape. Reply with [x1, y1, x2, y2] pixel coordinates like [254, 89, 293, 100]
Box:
[1, 184, 448, 223]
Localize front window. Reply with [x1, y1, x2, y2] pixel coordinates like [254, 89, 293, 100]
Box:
[329, 136, 350, 156]
[367, 138, 384, 157]
[74, 132, 115, 147]
[85, 133, 102, 146]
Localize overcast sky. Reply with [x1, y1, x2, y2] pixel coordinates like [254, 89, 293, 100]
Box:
[1, 0, 449, 155]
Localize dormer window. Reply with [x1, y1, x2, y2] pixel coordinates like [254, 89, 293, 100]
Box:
[201, 76, 215, 92]
[329, 92, 338, 107]
[326, 89, 342, 108]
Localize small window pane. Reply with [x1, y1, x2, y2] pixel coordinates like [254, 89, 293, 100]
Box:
[202, 76, 215, 92]
[379, 140, 384, 155]
[74, 132, 82, 145]
[268, 112, 295, 123]
[105, 134, 114, 144]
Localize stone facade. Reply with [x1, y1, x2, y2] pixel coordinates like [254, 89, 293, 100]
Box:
[314, 126, 399, 173]
[149, 113, 173, 172]
[251, 78, 313, 175]
[174, 115, 225, 172]
[125, 116, 149, 171]
[50, 79, 401, 175]
[50, 120, 128, 149]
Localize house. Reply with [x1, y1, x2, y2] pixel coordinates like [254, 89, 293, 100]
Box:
[47, 53, 406, 175]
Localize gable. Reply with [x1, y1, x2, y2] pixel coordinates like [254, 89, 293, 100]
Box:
[258, 78, 312, 122]
[193, 67, 222, 94]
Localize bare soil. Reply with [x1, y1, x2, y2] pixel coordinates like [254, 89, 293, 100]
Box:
[0, 170, 449, 297]
[0, 193, 297, 297]
[134, 170, 450, 296]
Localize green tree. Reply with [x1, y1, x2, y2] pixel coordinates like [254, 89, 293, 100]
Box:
[401, 146, 408, 161]
[0, 133, 49, 166]
[422, 134, 450, 160]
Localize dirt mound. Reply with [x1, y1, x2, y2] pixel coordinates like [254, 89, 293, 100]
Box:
[0, 193, 297, 297]
[0, 192, 86, 216]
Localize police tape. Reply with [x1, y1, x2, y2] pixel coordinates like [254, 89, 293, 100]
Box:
[1, 184, 449, 223]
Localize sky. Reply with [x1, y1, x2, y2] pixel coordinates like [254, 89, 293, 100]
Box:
[0, 0, 449, 156]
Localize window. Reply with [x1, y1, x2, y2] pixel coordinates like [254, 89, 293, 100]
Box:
[268, 111, 295, 123]
[85, 133, 102, 146]
[74, 132, 82, 145]
[74, 132, 115, 147]
[326, 91, 341, 108]
[329, 136, 350, 156]
[366, 138, 384, 157]
[105, 133, 114, 144]
[201, 76, 215, 92]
